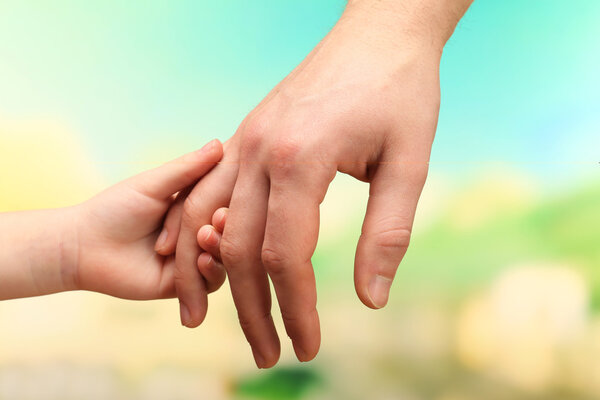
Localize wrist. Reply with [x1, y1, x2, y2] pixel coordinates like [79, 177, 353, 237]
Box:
[343, 0, 472, 52]
[0, 208, 81, 300]
[53, 206, 81, 293]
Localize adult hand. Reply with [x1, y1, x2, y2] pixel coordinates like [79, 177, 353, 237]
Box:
[172, 0, 472, 368]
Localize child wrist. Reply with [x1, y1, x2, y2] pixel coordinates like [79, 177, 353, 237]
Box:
[57, 206, 83, 292]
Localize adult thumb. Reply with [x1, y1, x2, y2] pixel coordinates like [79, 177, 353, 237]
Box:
[354, 152, 429, 309]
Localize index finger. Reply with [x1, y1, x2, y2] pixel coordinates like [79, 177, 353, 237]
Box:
[175, 161, 238, 327]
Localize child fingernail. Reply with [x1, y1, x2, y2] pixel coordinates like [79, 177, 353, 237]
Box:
[368, 275, 392, 309]
[180, 302, 192, 327]
[205, 228, 218, 247]
[198, 139, 217, 155]
[155, 228, 168, 251]
[216, 208, 228, 228]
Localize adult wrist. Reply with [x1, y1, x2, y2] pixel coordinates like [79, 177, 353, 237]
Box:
[343, 0, 472, 52]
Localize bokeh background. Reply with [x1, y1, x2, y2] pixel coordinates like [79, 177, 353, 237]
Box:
[1, 1, 599, 399]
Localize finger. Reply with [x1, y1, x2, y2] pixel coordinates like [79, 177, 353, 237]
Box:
[175, 160, 238, 328]
[197, 252, 226, 293]
[220, 168, 280, 369]
[262, 164, 334, 363]
[155, 255, 178, 299]
[212, 207, 228, 234]
[197, 225, 222, 261]
[155, 188, 189, 256]
[128, 139, 223, 200]
[354, 151, 429, 309]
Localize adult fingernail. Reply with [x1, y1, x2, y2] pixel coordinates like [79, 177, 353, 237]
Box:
[154, 228, 168, 251]
[368, 275, 393, 309]
[180, 302, 192, 327]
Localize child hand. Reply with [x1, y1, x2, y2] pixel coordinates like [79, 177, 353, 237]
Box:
[74, 140, 224, 300]
[195, 207, 228, 293]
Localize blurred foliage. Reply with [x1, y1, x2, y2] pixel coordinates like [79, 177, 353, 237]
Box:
[234, 367, 323, 400]
[409, 182, 599, 300]
[316, 180, 600, 303]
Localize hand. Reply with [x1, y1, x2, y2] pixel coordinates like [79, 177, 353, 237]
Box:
[171, 0, 472, 367]
[73, 140, 226, 300]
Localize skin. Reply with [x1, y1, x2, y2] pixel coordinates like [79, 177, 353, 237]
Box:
[168, 0, 474, 368]
[0, 141, 225, 301]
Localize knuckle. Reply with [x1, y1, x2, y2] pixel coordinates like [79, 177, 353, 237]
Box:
[173, 273, 189, 289]
[268, 137, 303, 177]
[281, 310, 301, 327]
[261, 247, 288, 275]
[238, 311, 272, 334]
[173, 255, 186, 275]
[373, 225, 412, 251]
[271, 137, 302, 163]
[280, 309, 317, 341]
[240, 115, 269, 152]
[220, 236, 246, 267]
[280, 308, 311, 326]
[244, 114, 270, 136]
[182, 194, 202, 221]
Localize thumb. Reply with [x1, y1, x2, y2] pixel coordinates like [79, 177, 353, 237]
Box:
[127, 140, 223, 200]
[354, 152, 429, 309]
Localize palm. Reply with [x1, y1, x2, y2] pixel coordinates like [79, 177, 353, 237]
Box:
[77, 182, 176, 300]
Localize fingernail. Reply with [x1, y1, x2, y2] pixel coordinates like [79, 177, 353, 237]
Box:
[155, 228, 168, 251]
[368, 275, 393, 309]
[205, 228, 219, 247]
[216, 208, 227, 225]
[180, 302, 192, 327]
[198, 139, 217, 155]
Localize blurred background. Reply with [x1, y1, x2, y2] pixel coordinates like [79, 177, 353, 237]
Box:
[1, 0, 599, 399]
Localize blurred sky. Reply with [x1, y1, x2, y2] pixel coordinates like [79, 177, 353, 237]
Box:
[0, 0, 598, 186]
